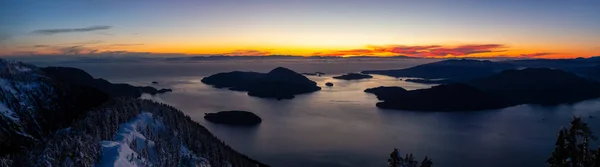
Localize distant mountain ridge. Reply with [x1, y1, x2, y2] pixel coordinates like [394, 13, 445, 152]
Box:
[469, 68, 600, 105]
[362, 59, 516, 83]
[506, 56, 600, 81]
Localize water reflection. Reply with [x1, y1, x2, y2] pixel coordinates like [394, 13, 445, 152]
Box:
[135, 74, 600, 167]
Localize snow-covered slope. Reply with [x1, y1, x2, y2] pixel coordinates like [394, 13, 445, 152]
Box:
[0, 59, 51, 125]
[16, 99, 265, 167]
[0, 58, 110, 157]
[0, 59, 266, 167]
[98, 112, 210, 167]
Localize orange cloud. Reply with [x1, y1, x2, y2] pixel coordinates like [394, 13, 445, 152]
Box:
[223, 49, 271, 56]
[519, 52, 555, 57]
[425, 44, 507, 56]
[369, 45, 441, 55]
[314, 44, 507, 57]
[313, 49, 374, 56]
[315, 44, 507, 57]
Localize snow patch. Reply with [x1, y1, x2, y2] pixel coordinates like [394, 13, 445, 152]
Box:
[98, 112, 160, 167]
[15, 130, 34, 139]
[180, 145, 211, 167]
[0, 102, 19, 121]
[0, 77, 50, 123]
[98, 112, 211, 167]
[15, 66, 32, 72]
[0, 79, 17, 94]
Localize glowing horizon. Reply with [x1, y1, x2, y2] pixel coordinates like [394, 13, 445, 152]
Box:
[1, 0, 599, 59]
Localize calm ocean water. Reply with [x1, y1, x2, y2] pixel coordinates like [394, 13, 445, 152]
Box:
[39, 58, 600, 167]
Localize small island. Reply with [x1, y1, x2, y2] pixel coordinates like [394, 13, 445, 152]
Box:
[202, 67, 321, 99]
[325, 82, 334, 87]
[302, 72, 326, 76]
[138, 86, 173, 95]
[204, 111, 262, 126]
[332, 73, 373, 80]
[151, 81, 159, 84]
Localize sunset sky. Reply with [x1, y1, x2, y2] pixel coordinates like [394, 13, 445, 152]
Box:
[1, 0, 599, 58]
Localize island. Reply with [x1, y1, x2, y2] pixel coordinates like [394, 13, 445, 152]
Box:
[367, 68, 600, 111]
[332, 73, 373, 80]
[151, 81, 159, 84]
[302, 72, 326, 76]
[201, 67, 321, 100]
[204, 111, 262, 126]
[325, 82, 334, 87]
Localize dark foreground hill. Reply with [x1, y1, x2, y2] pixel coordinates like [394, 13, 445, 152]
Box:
[0, 59, 109, 155]
[202, 67, 321, 99]
[0, 59, 266, 167]
[367, 68, 600, 111]
[6, 99, 267, 167]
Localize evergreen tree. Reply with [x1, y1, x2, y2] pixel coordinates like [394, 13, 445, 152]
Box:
[548, 117, 600, 167]
[388, 148, 432, 167]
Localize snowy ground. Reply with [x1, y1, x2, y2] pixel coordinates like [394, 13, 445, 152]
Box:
[98, 112, 210, 167]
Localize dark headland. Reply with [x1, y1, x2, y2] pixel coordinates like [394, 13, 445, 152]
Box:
[332, 73, 373, 80]
[366, 68, 600, 111]
[201, 67, 321, 100]
[364, 86, 407, 101]
[42, 67, 172, 97]
[404, 78, 454, 84]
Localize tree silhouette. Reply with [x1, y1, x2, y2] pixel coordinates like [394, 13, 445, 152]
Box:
[388, 148, 432, 167]
[548, 117, 600, 167]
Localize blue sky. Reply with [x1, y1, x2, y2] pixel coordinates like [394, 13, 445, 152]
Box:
[1, 0, 599, 58]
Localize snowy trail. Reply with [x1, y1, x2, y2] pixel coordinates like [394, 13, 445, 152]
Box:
[98, 112, 158, 167]
[97, 112, 211, 167]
